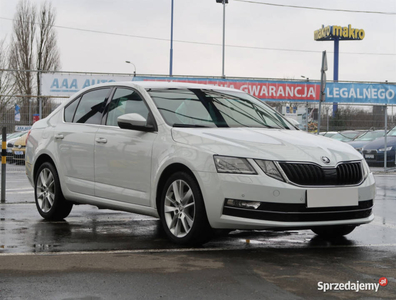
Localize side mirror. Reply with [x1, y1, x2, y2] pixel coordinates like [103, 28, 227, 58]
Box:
[117, 113, 155, 132]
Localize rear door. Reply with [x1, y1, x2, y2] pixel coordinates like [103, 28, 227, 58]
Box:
[54, 87, 111, 196]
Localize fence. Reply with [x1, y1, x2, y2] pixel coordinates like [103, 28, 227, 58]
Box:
[1, 71, 395, 203]
[272, 100, 396, 170]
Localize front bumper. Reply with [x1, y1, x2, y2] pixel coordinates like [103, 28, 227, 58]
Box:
[223, 199, 372, 222]
[196, 170, 376, 230]
[12, 149, 26, 162]
[6, 149, 13, 161]
[363, 150, 395, 165]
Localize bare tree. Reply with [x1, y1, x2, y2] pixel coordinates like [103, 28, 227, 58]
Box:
[7, 0, 61, 123]
[36, 1, 60, 116]
[8, 0, 36, 124]
[0, 39, 15, 122]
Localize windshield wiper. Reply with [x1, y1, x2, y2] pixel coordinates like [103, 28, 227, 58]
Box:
[172, 124, 212, 128]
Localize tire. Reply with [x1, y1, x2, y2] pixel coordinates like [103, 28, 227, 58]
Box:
[311, 225, 356, 238]
[34, 162, 73, 220]
[159, 172, 213, 245]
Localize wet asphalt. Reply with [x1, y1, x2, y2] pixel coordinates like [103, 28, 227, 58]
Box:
[0, 165, 395, 299]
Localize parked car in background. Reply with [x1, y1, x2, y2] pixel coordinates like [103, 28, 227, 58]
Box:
[12, 133, 28, 165]
[330, 130, 363, 142]
[362, 127, 396, 166]
[6, 131, 29, 163]
[347, 130, 385, 153]
[26, 81, 375, 245]
[320, 131, 338, 138]
[285, 117, 300, 129]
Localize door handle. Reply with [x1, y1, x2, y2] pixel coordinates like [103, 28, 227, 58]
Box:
[95, 137, 107, 144]
[55, 134, 64, 140]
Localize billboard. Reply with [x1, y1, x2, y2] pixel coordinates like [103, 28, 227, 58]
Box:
[40, 73, 396, 104]
[139, 77, 320, 101]
[41, 73, 134, 96]
[326, 83, 396, 104]
[314, 24, 365, 41]
[138, 76, 396, 104]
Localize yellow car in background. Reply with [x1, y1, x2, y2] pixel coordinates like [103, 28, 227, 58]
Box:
[12, 133, 28, 165]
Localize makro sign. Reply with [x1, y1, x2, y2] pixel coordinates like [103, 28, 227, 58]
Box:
[314, 24, 365, 41]
[41, 74, 134, 96]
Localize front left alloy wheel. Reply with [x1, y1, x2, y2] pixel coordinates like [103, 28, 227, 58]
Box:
[159, 172, 212, 245]
[35, 162, 73, 220]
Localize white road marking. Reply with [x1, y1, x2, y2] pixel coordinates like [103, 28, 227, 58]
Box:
[1, 242, 396, 257]
[7, 191, 33, 194]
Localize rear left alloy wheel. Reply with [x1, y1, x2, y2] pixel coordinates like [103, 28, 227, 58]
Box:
[35, 162, 73, 220]
[159, 172, 212, 245]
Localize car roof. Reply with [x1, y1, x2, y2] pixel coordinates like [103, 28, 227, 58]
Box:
[86, 80, 241, 92]
[45, 80, 250, 122]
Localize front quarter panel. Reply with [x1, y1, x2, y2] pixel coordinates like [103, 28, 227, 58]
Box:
[151, 124, 216, 209]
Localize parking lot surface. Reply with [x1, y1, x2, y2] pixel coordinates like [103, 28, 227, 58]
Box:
[0, 165, 395, 299]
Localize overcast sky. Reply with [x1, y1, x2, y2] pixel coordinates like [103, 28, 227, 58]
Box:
[0, 0, 395, 82]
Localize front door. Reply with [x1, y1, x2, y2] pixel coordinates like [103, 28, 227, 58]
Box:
[94, 87, 157, 206]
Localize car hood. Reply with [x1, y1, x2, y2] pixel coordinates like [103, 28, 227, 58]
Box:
[347, 141, 370, 149]
[7, 136, 21, 146]
[171, 128, 362, 167]
[363, 136, 396, 150]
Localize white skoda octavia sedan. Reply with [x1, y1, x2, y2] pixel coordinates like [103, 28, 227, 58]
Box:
[25, 81, 375, 245]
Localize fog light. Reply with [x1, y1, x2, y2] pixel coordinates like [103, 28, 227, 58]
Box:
[226, 199, 261, 209]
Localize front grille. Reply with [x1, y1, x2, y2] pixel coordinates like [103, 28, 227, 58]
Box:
[279, 162, 363, 186]
[363, 149, 377, 154]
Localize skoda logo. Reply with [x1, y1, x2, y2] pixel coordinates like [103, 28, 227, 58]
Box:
[321, 156, 330, 164]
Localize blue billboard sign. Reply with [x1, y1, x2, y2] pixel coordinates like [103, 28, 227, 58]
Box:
[325, 82, 396, 104]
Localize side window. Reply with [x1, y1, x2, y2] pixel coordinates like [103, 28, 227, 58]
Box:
[73, 88, 110, 124]
[106, 88, 150, 126]
[64, 97, 80, 122]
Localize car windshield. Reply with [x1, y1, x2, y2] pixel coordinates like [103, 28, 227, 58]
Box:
[323, 132, 336, 137]
[331, 132, 359, 141]
[6, 131, 27, 140]
[147, 88, 293, 129]
[354, 131, 384, 141]
[387, 127, 396, 137]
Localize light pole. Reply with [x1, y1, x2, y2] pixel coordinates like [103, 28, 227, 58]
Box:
[216, 0, 228, 78]
[170, 0, 174, 76]
[301, 76, 309, 131]
[125, 61, 136, 77]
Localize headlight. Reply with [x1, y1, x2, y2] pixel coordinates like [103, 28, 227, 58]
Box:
[213, 156, 257, 174]
[378, 146, 392, 152]
[362, 159, 370, 180]
[254, 160, 285, 181]
[355, 148, 362, 153]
